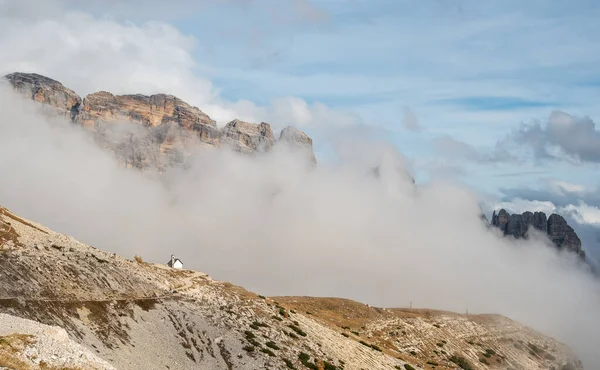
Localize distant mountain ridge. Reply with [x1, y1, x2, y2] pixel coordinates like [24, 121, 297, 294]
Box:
[2, 72, 316, 171]
[491, 209, 585, 258]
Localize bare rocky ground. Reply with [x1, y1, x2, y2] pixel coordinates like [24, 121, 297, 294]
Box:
[0, 206, 583, 370]
[0, 313, 114, 370]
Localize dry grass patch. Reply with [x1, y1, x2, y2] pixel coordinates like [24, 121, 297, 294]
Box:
[0, 352, 30, 370]
[273, 297, 387, 329]
[273, 297, 412, 356]
[39, 361, 84, 370]
[0, 334, 36, 370]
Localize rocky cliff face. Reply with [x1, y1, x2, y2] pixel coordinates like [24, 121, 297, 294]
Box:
[491, 209, 584, 258]
[2, 72, 317, 170]
[76, 91, 220, 170]
[547, 214, 585, 256]
[0, 206, 584, 370]
[77, 91, 217, 138]
[219, 119, 275, 153]
[277, 126, 317, 164]
[3, 72, 82, 120]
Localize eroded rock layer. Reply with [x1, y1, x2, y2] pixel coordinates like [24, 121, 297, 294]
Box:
[4, 72, 82, 120]
[2, 72, 317, 171]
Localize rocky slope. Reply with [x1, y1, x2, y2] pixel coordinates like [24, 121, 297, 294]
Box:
[0, 313, 114, 370]
[491, 209, 585, 258]
[2, 72, 316, 170]
[0, 206, 583, 370]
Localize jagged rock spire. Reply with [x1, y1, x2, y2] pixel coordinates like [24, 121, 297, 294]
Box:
[490, 208, 584, 258]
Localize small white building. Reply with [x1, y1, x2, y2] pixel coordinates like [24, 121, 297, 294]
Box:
[167, 254, 183, 269]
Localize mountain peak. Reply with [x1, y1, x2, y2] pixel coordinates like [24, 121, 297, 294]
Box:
[220, 119, 275, 153]
[491, 208, 585, 258]
[277, 126, 317, 164]
[3, 71, 82, 120]
[2, 72, 316, 169]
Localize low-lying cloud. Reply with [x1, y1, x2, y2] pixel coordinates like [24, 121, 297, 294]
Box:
[1, 88, 600, 367]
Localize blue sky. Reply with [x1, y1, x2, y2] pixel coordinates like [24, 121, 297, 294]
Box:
[174, 1, 599, 188]
[1, 0, 599, 257]
[167, 1, 600, 136]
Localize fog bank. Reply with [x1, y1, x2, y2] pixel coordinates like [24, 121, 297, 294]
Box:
[1, 87, 599, 366]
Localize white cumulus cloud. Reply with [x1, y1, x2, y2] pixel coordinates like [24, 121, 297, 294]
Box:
[492, 198, 558, 215]
[0, 1, 355, 132]
[562, 202, 600, 227]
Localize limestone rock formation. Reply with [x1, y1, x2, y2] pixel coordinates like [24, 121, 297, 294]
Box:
[77, 91, 217, 139]
[276, 126, 317, 164]
[547, 214, 584, 256]
[219, 119, 275, 153]
[492, 209, 548, 239]
[3, 72, 318, 170]
[76, 91, 219, 170]
[491, 209, 584, 258]
[2, 72, 82, 120]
